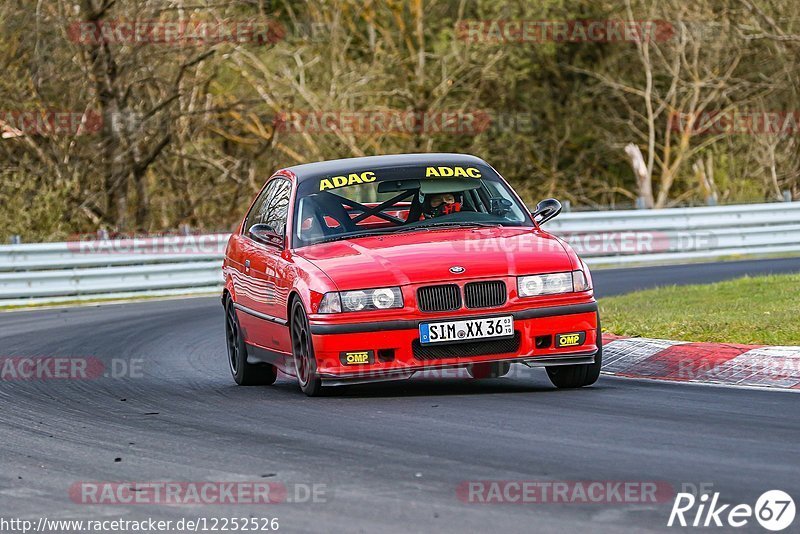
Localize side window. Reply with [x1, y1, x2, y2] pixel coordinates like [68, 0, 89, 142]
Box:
[243, 181, 276, 233]
[245, 178, 292, 237]
[262, 179, 292, 236]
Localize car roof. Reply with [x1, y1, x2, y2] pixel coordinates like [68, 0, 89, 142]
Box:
[282, 153, 489, 181]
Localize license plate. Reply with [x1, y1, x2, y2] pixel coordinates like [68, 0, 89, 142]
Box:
[419, 316, 514, 345]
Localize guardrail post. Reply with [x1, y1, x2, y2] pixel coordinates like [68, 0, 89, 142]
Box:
[782, 190, 792, 202]
[97, 229, 109, 240]
[9, 235, 21, 244]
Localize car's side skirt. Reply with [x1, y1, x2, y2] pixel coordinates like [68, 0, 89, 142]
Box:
[234, 303, 288, 326]
[246, 342, 292, 368]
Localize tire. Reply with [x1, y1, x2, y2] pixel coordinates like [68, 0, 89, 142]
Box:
[546, 314, 602, 389]
[225, 299, 278, 386]
[467, 361, 511, 379]
[290, 300, 323, 397]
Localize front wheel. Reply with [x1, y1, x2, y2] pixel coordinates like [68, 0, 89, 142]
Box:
[546, 318, 602, 389]
[290, 300, 323, 397]
[225, 299, 277, 386]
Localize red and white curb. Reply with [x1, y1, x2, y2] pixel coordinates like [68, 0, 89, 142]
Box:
[601, 335, 800, 390]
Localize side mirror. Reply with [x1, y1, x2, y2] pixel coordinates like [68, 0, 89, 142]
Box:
[532, 198, 562, 225]
[248, 223, 283, 247]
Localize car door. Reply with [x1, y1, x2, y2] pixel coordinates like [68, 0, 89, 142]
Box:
[238, 178, 293, 356]
[233, 179, 275, 314]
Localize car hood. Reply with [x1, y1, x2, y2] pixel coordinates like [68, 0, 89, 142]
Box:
[295, 226, 573, 290]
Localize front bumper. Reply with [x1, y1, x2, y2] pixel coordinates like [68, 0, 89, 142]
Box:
[309, 302, 599, 383]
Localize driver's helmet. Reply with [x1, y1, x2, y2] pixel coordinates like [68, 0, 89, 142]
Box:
[422, 192, 463, 219]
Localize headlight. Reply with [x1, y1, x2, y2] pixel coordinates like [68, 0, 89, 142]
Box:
[518, 270, 590, 297]
[371, 288, 399, 309]
[342, 290, 368, 311]
[319, 287, 403, 313]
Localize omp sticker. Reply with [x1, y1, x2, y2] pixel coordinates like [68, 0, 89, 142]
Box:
[425, 166, 482, 178]
[556, 332, 585, 347]
[340, 350, 375, 365]
[319, 171, 376, 191]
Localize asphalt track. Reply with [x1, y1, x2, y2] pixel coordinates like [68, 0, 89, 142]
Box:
[1, 257, 799, 533]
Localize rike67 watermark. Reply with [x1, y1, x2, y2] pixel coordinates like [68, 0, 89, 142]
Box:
[668, 489, 795, 531]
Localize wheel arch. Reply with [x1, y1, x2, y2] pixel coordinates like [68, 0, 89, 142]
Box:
[287, 291, 303, 326]
[222, 272, 237, 308]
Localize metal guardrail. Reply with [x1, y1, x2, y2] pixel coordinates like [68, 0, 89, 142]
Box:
[0, 234, 230, 305]
[1, 203, 798, 305]
[549, 202, 800, 264]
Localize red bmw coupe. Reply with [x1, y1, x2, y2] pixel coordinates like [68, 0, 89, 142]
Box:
[222, 154, 600, 395]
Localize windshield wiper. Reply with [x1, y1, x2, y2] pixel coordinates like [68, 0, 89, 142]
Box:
[311, 221, 501, 245]
[417, 221, 502, 229]
[358, 221, 499, 235]
[313, 227, 400, 244]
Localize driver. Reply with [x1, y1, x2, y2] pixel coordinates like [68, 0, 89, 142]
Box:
[422, 192, 463, 219]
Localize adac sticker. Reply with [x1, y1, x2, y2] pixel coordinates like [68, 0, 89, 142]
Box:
[555, 332, 586, 348]
[425, 166, 481, 178]
[320, 171, 376, 191]
[339, 350, 375, 366]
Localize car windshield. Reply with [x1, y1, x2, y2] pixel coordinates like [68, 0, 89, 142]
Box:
[292, 163, 532, 247]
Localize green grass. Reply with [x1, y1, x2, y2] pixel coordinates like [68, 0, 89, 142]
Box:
[599, 273, 800, 345]
[589, 251, 800, 270]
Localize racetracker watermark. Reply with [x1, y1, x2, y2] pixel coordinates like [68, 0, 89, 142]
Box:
[68, 19, 285, 46]
[0, 111, 102, 137]
[70, 482, 327, 505]
[0, 357, 142, 381]
[66, 234, 229, 255]
[455, 231, 717, 256]
[277, 110, 687, 136]
[457, 480, 674, 504]
[275, 111, 491, 135]
[456, 20, 675, 43]
[670, 111, 800, 136]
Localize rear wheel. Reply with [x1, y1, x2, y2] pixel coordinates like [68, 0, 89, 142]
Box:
[467, 361, 511, 379]
[546, 316, 602, 389]
[225, 299, 277, 386]
[290, 300, 323, 397]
